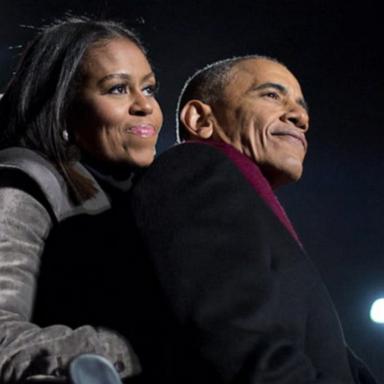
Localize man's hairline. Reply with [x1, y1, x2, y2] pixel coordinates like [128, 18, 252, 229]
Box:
[176, 55, 284, 142]
[219, 56, 289, 96]
[188, 56, 285, 108]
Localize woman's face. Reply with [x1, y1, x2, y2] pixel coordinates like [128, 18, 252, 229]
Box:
[70, 38, 163, 169]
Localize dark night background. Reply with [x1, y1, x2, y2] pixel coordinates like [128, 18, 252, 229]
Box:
[1, 0, 383, 380]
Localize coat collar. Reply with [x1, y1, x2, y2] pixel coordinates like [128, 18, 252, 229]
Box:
[185, 139, 303, 248]
[0, 147, 110, 221]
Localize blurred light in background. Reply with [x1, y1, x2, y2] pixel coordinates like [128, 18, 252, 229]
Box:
[370, 298, 384, 323]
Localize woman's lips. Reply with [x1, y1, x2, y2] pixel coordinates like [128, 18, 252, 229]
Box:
[126, 124, 156, 138]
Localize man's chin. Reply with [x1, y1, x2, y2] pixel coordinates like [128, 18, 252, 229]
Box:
[262, 162, 304, 189]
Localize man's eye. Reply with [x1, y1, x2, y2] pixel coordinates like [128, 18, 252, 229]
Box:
[142, 84, 158, 97]
[108, 84, 128, 94]
[264, 91, 280, 100]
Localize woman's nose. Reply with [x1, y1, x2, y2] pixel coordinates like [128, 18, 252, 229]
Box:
[129, 92, 153, 116]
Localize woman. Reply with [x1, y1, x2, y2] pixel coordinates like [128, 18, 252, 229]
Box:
[0, 17, 163, 383]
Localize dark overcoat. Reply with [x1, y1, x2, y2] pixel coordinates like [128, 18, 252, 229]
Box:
[128, 141, 376, 384]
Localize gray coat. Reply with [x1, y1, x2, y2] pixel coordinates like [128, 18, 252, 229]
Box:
[0, 148, 140, 383]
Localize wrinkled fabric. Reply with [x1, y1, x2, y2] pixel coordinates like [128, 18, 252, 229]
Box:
[0, 148, 141, 383]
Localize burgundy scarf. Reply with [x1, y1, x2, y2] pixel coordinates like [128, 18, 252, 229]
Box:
[187, 140, 302, 248]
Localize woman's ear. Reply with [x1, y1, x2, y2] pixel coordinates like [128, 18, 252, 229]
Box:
[180, 100, 214, 139]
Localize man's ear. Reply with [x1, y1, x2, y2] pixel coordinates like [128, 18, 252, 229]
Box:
[180, 100, 215, 139]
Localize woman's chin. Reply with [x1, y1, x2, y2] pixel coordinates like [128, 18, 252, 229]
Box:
[124, 148, 156, 168]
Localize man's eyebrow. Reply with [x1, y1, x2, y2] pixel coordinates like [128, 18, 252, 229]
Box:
[252, 82, 287, 94]
[97, 72, 155, 85]
[298, 98, 309, 112]
[251, 82, 309, 112]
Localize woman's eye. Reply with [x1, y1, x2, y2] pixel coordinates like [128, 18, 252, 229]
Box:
[142, 84, 158, 97]
[108, 84, 128, 94]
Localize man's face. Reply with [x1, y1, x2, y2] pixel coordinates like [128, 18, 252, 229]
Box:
[211, 58, 309, 188]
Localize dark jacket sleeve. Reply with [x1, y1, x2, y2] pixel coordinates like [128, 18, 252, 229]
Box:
[130, 143, 367, 384]
[0, 184, 139, 383]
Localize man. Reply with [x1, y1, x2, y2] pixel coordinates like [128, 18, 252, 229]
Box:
[129, 56, 376, 383]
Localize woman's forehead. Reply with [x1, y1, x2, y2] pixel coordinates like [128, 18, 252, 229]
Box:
[80, 38, 151, 79]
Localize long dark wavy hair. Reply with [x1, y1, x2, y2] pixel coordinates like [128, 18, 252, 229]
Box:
[0, 16, 146, 203]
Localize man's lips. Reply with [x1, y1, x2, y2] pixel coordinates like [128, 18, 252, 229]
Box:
[272, 130, 307, 150]
[125, 124, 157, 138]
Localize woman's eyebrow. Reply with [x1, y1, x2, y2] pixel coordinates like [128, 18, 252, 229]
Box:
[97, 73, 131, 85]
[142, 72, 156, 82]
[97, 71, 155, 85]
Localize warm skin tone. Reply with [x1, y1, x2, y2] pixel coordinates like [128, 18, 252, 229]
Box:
[181, 58, 309, 188]
[70, 37, 163, 170]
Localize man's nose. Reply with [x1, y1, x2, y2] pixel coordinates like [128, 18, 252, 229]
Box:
[129, 92, 153, 116]
[282, 104, 309, 131]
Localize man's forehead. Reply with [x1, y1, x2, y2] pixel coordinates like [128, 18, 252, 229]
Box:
[228, 58, 302, 92]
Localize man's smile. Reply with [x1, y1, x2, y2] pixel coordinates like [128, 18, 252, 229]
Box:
[271, 129, 307, 150]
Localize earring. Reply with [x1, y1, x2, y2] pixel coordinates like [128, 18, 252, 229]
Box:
[62, 129, 69, 142]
